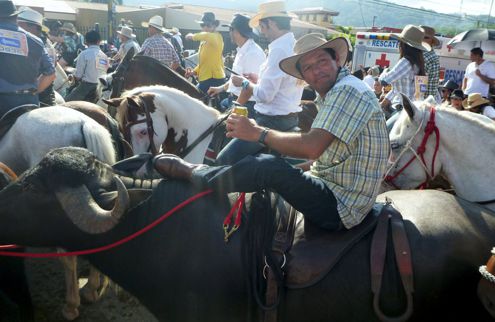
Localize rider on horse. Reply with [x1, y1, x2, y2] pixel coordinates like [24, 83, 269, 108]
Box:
[148, 32, 390, 232]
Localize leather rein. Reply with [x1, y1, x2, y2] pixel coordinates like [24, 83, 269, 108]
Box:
[384, 107, 440, 190]
[125, 98, 230, 158]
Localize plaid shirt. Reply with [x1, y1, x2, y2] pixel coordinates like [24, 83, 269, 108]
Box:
[141, 34, 179, 67]
[380, 57, 418, 103]
[311, 68, 390, 229]
[424, 49, 440, 99]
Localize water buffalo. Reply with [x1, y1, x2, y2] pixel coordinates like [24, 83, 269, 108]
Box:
[0, 147, 493, 321]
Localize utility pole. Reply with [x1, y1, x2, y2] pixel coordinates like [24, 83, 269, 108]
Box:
[372, 16, 377, 29]
[107, 0, 116, 45]
[488, 0, 494, 26]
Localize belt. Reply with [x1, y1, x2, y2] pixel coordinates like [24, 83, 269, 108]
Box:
[256, 111, 298, 118]
[0, 88, 37, 95]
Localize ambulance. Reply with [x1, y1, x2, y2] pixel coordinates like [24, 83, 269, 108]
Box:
[351, 32, 473, 86]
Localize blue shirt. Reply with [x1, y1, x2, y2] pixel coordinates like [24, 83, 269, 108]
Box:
[0, 22, 55, 93]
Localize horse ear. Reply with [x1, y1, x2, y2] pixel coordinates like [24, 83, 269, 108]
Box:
[401, 94, 415, 120]
[102, 98, 124, 107]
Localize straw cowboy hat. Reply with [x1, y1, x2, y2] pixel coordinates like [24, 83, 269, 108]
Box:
[117, 26, 136, 39]
[60, 22, 77, 34]
[142, 15, 167, 32]
[0, 0, 19, 18]
[391, 25, 431, 51]
[279, 33, 351, 80]
[419, 25, 440, 47]
[462, 93, 491, 110]
[249, 1, 297, 28]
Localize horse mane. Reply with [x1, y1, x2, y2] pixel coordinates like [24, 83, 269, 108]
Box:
[430, 104, 495, 136]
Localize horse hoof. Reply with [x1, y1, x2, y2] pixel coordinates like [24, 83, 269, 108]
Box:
[81, 287, 100, 303]
[62, 306, 79, 321]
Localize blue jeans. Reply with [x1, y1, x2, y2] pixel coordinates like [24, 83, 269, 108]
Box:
[192, 154, 342, 231]
[197, 78, 225, 95]
[0, 93, 39, 118]
[216, 112, 298, 165]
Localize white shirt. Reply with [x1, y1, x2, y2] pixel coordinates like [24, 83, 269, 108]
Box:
[114, 39, 140, 63]
[227, 39, 266, 98]
[252, 32, 303, 116]
[74, 45, 109, 83]
[464, 60, 495, 97]
[363, 74, 375, 89]
[483, 105, 495, 119]
[173, 33, 183, 50]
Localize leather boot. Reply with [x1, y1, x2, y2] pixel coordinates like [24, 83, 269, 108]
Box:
[153, 154, 203, 180]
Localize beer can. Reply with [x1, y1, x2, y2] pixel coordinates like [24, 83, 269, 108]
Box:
[233, 106, 248, 117]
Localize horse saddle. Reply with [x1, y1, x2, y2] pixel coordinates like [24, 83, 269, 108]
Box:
[0, 104, 39, 141]
[282, 203, 384, 289]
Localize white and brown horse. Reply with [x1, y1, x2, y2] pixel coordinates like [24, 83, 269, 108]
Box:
[384, 95, 495, 210]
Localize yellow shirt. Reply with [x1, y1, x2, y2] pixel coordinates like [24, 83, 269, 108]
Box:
[192, 32, 225, 81]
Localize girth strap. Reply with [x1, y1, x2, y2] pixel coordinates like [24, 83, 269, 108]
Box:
[370, 199, 414, 322]
[264, 203, 298, 322]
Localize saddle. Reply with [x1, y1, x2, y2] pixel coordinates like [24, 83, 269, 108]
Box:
[261, 197, 413, 322]
[0, 105, 39, 141]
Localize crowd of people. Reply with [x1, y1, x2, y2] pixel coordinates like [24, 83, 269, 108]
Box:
[1, 0, 495, 234]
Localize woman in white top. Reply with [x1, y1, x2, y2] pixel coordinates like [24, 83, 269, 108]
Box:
[463, 93, 495, 121]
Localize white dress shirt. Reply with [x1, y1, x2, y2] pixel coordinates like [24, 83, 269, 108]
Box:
[227, 38, 266, 98]
[252, 32, 303, 116]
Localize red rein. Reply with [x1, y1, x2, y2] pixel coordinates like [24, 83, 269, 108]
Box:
[385, 107, 440, 189]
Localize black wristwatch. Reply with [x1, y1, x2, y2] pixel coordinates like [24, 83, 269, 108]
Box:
[258, 128, 269, 147]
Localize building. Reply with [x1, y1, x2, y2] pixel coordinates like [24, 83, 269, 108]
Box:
[291, 7, 339, 29]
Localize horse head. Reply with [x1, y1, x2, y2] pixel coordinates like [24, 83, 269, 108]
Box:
[385, 94, 442, 189]
[104, 91, 169, 155]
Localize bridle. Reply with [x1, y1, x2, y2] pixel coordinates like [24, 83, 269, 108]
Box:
[384, 107, 440, 190]
[124, 97, 159, 156]
[124, 98, 231, 158]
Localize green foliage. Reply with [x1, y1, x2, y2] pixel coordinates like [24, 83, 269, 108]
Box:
[330, 25, 356, 47]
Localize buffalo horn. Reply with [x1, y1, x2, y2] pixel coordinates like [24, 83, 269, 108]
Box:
[55, 176, 130, 234]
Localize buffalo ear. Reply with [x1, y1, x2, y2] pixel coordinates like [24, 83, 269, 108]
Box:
[401, 94, 414, 120]
[103, 97, 124, 107]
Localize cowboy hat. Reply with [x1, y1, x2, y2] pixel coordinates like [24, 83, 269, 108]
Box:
[450, 89, 464, 100]
[60, 22, 77, 34]
[462, 93, 491, 110]
[117, 26, 136, 39]
[249, 1, 296, 28]
[142, 15, 167, 32]
[391, 25, 431, 51]
[279, 33, 350, 80]
[195, 12, 219, 26]
[419, 25, 440, 47]
[0, 0, 19, 18]
[440, 79, 458, 91]
[17, 7, 43, 27]
[223, 14, 255, 39]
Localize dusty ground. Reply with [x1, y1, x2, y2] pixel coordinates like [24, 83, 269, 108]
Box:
[25, 251, 157, 322]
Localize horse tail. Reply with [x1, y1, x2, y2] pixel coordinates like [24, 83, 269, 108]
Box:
[81, 121, 116, 165]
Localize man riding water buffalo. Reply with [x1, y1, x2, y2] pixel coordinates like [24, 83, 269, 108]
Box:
[143, 31, 390, 232]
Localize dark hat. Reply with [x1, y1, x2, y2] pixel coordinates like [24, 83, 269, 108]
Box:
[0, 1, 19, 18]
[440, 79, 459, 91]
[223, 14, 255, 39]
[196, 12, 219, 26]
[450, 89, 464, 100]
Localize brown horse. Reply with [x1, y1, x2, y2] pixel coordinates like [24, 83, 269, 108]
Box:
[103, 48, 203, 101]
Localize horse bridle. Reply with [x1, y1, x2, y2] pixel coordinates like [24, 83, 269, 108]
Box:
[124, 99, 231, 159]
[384, 107, 440, 190]
[124, 97, 159, 156]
